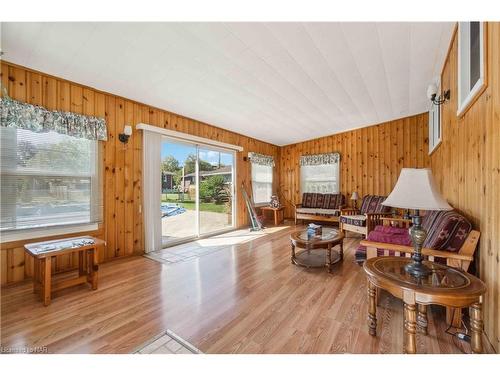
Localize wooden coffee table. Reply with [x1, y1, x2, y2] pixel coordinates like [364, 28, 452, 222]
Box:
[363, 257, 487, 354]
[290, 228, 344, 273]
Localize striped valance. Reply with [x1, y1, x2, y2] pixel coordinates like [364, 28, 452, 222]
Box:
[248, 152, 275, 167]
[0, 96, 108, 141]
[300, 152, 340, 166]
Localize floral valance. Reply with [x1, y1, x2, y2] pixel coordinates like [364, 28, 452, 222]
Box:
[300, 152, 340, 166]
[0, 97, 108, 141]
[248, 152, 275, 167]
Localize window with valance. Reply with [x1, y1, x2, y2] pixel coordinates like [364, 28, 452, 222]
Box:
[0, 96, 107, 236]
[300, 152, 340, 194]
[248, 152, 274, 205]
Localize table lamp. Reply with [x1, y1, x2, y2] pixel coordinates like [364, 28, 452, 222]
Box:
[382, 168, 452, 277]
[350, 191, 359, 209]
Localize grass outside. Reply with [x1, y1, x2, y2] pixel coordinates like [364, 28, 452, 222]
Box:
[162, 193, 228, 213]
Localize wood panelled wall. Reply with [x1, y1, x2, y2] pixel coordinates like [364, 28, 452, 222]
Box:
[278, 113, 430, 218]
[0, 61, 280, 285]
[430, 23, 500, 352]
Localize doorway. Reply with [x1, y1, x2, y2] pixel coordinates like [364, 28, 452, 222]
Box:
[160, 138, 235, 247]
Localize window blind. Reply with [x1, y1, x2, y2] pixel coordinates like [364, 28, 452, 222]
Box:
[251, 164, 273, 204]
[0, 127, 103, 232]
[300, 164, 339, 194]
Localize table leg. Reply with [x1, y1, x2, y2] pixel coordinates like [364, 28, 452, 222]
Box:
[43, 257, 52, 306]
[367, 281, 377, 336]
[33, 258, 40, 294]
[274, 211, 278, 226]
[404, 303, 417, 354]
[339, 241, 344, 261]
[291, 243, 296, 264]
[470, 302, 484, 354]
[78, 250, 85, 276]
[417, 304, 428, 335]
[326, 243, 332, 273]
[87, 248, 98, 290]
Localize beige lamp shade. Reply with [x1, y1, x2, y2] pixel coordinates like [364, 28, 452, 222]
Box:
[383, 168, 452, 211]
[350, 191, 359, 200]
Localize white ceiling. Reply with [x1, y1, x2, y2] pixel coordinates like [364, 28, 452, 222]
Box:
[0, 22, 454, 146]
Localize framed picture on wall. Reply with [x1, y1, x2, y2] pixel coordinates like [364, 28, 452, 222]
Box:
[457, 21, 487, 116]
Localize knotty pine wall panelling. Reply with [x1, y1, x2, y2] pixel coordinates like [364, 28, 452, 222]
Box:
[0, 61, 280, 285]
[430, 23, 500, 352]
[278, 113, 430, 218]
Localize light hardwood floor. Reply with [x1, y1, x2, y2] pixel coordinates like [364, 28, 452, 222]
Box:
[0, 225, 489, 354]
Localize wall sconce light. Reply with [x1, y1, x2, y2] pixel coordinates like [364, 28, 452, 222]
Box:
[427, 83, 450, 106]
[119, 125, 132, 143]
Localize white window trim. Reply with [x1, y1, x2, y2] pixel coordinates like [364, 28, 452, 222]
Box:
[457, 22, 486, 117]
[0, 223, 98, 243]
[137, 123, 243, 152]
[429, 82, 442, 155]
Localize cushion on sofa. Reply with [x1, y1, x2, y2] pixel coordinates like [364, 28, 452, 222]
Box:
[422, 210, 472, 252]
[340, 214, 366, 227]
[302, 193, 344, 209]
[296, 207, 341, 216]
[355, 225, 412, 264]
[359, 195, 391, 215]
[322, 194, 345, 209]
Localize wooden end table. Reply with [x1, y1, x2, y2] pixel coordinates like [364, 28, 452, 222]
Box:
[24, 236, 104, 306]
[290, 228, 344, 273]
[363, 257, 487, 354]
[261, 206, 284, 226]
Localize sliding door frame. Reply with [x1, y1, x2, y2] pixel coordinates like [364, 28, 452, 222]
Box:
[160, 136, 237, 247]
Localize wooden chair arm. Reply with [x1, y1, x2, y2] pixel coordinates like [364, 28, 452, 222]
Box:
[341, 208, 359, 216]
[359, 240, 474, 262]
[381, 217, 412, 227]
[365, 212, 387, 234]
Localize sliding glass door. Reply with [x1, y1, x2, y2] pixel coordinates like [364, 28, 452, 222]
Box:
[160, 138, 235, 246]
[160, 140, 198, 246]
[198, 147, 234, 235]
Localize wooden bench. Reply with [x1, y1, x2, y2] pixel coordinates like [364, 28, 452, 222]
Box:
[24, 236, 104, 306]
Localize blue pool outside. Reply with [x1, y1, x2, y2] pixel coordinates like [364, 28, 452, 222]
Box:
[161, 203, 187, 217]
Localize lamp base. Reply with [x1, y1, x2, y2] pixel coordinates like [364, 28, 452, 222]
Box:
[404, 261, 431, 278]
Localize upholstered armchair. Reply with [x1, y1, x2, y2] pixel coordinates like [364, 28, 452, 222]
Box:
[339, 195, 391, 237]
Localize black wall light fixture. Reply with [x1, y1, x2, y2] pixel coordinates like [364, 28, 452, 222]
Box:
[119, 125, 132, 143]
[427, 83, 450, 106]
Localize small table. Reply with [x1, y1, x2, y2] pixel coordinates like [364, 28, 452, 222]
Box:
[363, 257, 487, 354]
[290, 228, 344, 272]
[24, 236, 104, 306]
[261, 206, 284, 226]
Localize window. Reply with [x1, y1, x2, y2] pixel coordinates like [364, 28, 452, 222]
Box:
[0, 127, 102, 233]
[300, 163, 340, 194]
[428, 85, 442, 154]
[251, 163, 273, 204]
[458, 22, 486, 116]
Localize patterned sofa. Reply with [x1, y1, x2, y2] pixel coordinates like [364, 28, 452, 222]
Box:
[339, 195, 391, 237]
[294, 193, 345, 224]
[356, 209, 474, 264]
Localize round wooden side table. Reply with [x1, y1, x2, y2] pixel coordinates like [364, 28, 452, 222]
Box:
[363, 257, 487, 354]
[290, 228, 344, 273]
